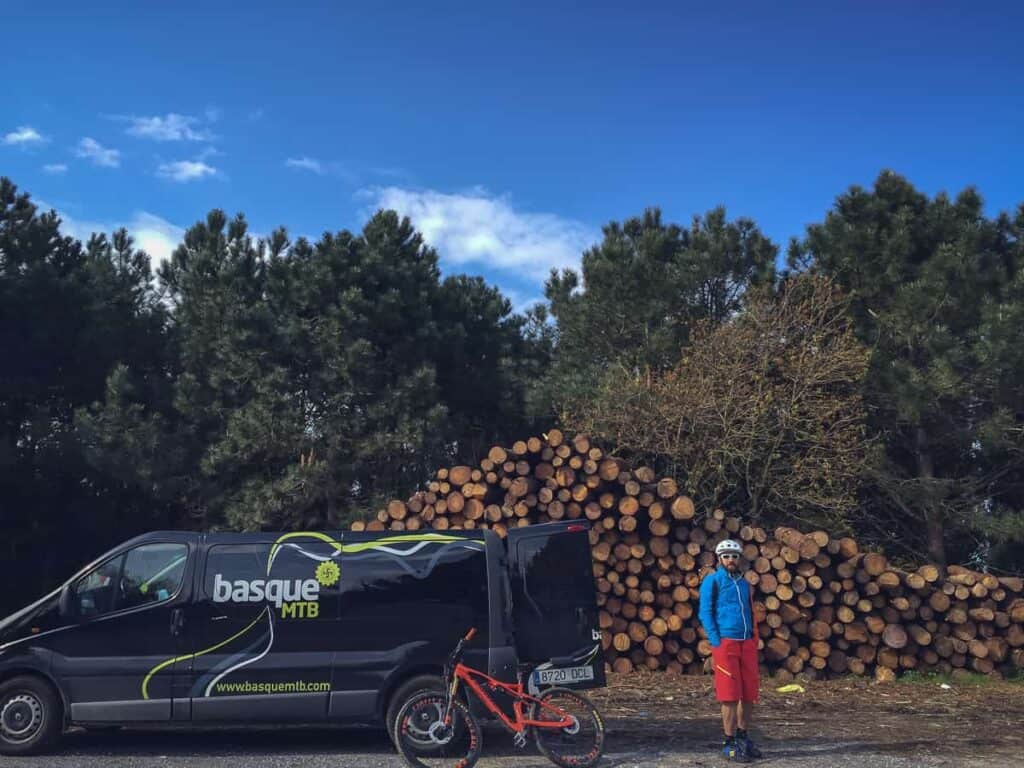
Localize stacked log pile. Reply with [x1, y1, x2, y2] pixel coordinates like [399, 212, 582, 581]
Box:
[350, 430, 1024, 680]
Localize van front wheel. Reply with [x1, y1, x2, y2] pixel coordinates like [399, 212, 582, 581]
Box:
[0, 676, 62, 756]
[386, 675, 443, 744]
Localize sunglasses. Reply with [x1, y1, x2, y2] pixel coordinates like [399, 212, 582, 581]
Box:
[720, 554, 740, 561]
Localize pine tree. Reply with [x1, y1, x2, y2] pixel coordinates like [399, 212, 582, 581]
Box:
[789, 170, 1024, 566]
[83, 207, 546, 532]
[0, 179, 170, 613]
[541, 206, 776, 415]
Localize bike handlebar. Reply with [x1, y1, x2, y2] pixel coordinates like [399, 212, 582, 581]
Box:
[447, 628, 477, 670]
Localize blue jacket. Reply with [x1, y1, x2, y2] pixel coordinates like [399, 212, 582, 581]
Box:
[698, 567, 755, 647]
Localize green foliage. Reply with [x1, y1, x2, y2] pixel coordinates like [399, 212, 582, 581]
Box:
[540, 207, 777, 415]
[4, 167, 1024, 616]
[0, 179, 173, 613]
[84, 208, 545, 532]
[898, 670, 1023, 686]
[789, 171, 1024, 565]
[0, 177, 546, 613]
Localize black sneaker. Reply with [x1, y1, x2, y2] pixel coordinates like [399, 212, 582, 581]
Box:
[721, 738, 752, 762]
[742, 735, 763, 759]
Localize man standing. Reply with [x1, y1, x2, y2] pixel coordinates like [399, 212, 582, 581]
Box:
[698, 539, 763, 762]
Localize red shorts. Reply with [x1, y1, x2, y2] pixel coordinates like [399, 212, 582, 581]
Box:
[711, 638, 759, 703]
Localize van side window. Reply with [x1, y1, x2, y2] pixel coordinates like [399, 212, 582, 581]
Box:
[72, 544, 188, 619]
[120, 543, 188, 609]
[202, 543, 343, 596]
[73, 556, 124, 618]
[337, 546, 488, 644]
[202, 542, 337, 620]
[202, 545, 267, 597]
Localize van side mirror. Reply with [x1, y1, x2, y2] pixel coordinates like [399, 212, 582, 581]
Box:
[59, 584, 78, 622]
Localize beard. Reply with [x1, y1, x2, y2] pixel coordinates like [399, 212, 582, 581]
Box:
[724, 560, 739, 572]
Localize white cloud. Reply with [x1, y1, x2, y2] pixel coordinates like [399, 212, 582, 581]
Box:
[43, 163, 68, 174]
[364, 186, 596, 275]
[157, 159, 217, 182]
[119, 113, 213, 142]
[286, 156, 324, 174]
[130, 212, 185, 263]
[48, 206, 183, 266]
[501, 287, 546, 315]
[76, 137, 121, 167]
[3, 126, 46, 145]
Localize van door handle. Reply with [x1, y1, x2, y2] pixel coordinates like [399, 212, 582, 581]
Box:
[170, 608, 185, 637]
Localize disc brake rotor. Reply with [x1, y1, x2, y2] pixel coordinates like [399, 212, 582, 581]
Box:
[405, 701, 452, 746]
[563, 716, 581, 735]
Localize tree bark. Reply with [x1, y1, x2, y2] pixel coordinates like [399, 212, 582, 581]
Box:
[916, 427, 946, 566]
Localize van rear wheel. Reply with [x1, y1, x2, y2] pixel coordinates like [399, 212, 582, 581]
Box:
[0, 675, 62, 756]
[386, 674, 443, 744]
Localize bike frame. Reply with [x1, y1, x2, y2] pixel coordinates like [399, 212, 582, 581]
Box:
[451, 663, 575, 734]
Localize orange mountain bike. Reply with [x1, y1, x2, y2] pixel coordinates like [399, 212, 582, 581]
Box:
[393, 628, 605, 768]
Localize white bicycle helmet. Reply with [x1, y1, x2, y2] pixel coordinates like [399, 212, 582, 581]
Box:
[715, 539, 743, 557]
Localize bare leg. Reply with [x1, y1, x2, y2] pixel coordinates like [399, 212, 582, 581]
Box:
[720, 702, 738, 736]
[737, 701, 753, 731]
[737, 700, 764, 757]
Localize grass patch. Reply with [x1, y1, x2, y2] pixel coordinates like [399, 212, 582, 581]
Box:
[898, 670, 1023, 686]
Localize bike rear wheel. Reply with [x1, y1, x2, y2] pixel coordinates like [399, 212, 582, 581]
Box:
[394, 691, 482, 768]
[530, 687, 605, 768]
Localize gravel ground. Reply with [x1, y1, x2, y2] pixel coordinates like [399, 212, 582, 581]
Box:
[4, 673, 1022, 767]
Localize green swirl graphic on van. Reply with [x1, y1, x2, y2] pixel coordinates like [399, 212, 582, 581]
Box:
[141, 607, 269, 700]
[141, 531, 485, 699]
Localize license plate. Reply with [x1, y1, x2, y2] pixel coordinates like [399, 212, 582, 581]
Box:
[533, 665, 595, 686]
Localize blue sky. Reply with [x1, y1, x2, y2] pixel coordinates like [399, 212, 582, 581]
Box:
[3, 1, 1022, 310]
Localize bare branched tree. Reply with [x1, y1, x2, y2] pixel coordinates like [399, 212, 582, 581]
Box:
[566, 274, 871, 532]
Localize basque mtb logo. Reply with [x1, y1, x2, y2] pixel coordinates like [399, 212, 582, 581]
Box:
[212, 560, 339, 619]
[315, 561, 340, 587]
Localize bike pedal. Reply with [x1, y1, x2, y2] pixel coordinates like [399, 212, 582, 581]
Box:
[513, 732, 528, 749]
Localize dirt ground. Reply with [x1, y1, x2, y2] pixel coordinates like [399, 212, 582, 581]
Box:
[4, 673, 1023, 767]
[593, 671, 1024, 767]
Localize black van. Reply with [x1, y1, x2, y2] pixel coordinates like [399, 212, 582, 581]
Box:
[0, 521, 604, 755]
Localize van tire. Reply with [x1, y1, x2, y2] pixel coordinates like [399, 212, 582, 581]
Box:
[0, 675, 63, 756]
[386, 674, 443, 744]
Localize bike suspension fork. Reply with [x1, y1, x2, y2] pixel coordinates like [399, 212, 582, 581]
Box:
[444, 674, 460, 725]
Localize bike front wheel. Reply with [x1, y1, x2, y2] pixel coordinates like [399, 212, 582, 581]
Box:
[530, 687, 605, 768]
[394, 691, 482, 768]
